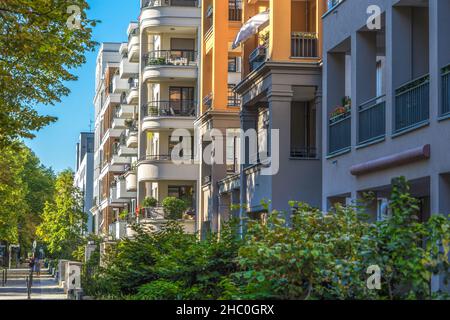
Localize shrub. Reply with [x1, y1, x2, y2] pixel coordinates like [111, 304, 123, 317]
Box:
[162, 197, 187, 220]
[142, 196, 157, 208]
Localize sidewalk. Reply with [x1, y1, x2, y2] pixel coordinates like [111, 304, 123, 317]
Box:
[0, 269, 66, 300]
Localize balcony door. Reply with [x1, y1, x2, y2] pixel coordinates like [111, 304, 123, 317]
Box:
[169, 87, 194, 115]
[170, 38, 195, 63]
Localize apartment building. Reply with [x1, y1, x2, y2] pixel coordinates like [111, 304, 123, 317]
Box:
[91, 42, 138, 237]
[74, 132, 95, 233]
[196, 0, 243, 235]
[214, 0, 325, 228]
[322, 0, 450, 290]
[134, 0, 201, 234]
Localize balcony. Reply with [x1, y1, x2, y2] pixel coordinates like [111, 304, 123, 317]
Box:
[127, 28, 140, 62]
[125, 170, 137, 191]
[126, 129, 138, 148]
[116, 177, 137, 199]
[143, 100, 196, 117]
[249, 46, 267, 72]
[140, 0, 200, 32]
[139, 206, 195, 234]
[328, 111, 351, 155]
[109, 184, 129, 205]
[394, 74, 429, 134]
[138, 155, 197, 182]
[112, 74, 129, 93]
[442, 64, 450, 116]
[358, 95, 386, 145]
[111, 118, 126, 129]
[143, 50, 198, 81]
[117, 104, 135, 119]
[126, 84, 139, 105]
[291, 32, 318, 58]
[120, 56, 139, 79]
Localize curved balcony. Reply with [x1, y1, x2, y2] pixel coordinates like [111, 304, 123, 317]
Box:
[140, 0, 200, 32]
[141, 100, 196, 131]
[137, 155, 197, 182]
[143, 50, 198, 81]
[125, 170, 137, 191]
[126, 85, 139, 105]
[128, 27, 140, 62]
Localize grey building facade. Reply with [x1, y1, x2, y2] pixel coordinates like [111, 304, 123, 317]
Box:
[74, 132, 95, 233]
[322, 0, 450, 291]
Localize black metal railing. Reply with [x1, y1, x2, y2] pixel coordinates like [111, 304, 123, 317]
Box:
[249, 46, 267, 72]
[142, 0, 198, 8]
[143, 100, 196, 117]
[442, 64, 450, 116]
[229, 0, 242, 21]
[291, 32, 318, 58]
[394, 74, 429, 133]
[290, 147, 317, 159]
[144, 50, 197, 66]
[329, 111, 351, 154]
[358, 95, 386, 144]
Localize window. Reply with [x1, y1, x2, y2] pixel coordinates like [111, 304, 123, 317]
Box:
[170, 38, 195, 51]
[169, 87, 195, 114]
[227, 85, 240, 107]
[291, 102, 317, 158]
[228, 57, 240, 72]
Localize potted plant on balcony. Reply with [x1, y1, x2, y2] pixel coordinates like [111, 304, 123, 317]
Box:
[124, 118, 134, 128]
[119, 209, 129, 222]
[330, 96, 351, 124]
[162, 197, 187, 220]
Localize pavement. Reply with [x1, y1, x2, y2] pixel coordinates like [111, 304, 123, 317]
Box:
[0, 269, 67, 300]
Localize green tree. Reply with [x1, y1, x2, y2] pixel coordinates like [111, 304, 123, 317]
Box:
[0, 141, 55, 256]
[17, 147, 55, 254]
[36, 169, 87, 259]
[0, 142, 28, 243]
[0, 0, 98, 146]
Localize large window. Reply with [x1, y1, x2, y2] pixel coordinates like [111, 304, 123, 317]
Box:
[291, 102, 316, 158]
[169, 87, 195, 114]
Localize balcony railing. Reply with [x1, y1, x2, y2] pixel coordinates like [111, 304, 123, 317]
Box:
[358, 95, 386, 144]
[291, 32, 318, 58]
[142, 0, 198, 8]
[143, 100, 196, 117]
[249, 46, 267, 72]
[394, 74, 429, 133]
[329, 111, 351, 155]
[442, 64, 450, 116]
[290, 147, 317, 159]
[144, 50, 197, 67]
[229, 0, 242, 21]
[140, 207, 165, 220]
[142, 153, 194, 161]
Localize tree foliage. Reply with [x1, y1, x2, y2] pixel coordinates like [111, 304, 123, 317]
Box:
[0, 141, 55, 254]
[0, 0, 98, 146]
[83, 178, 450, 300]
[36, 169, 86, 259]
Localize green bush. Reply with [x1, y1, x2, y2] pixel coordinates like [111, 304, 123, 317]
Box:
[162, 197, 187, 220]
[142, 196, 157, 208]
[83, 178, 450, 300]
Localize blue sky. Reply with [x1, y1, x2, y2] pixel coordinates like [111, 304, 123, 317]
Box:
[25, 0, 139, 173]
